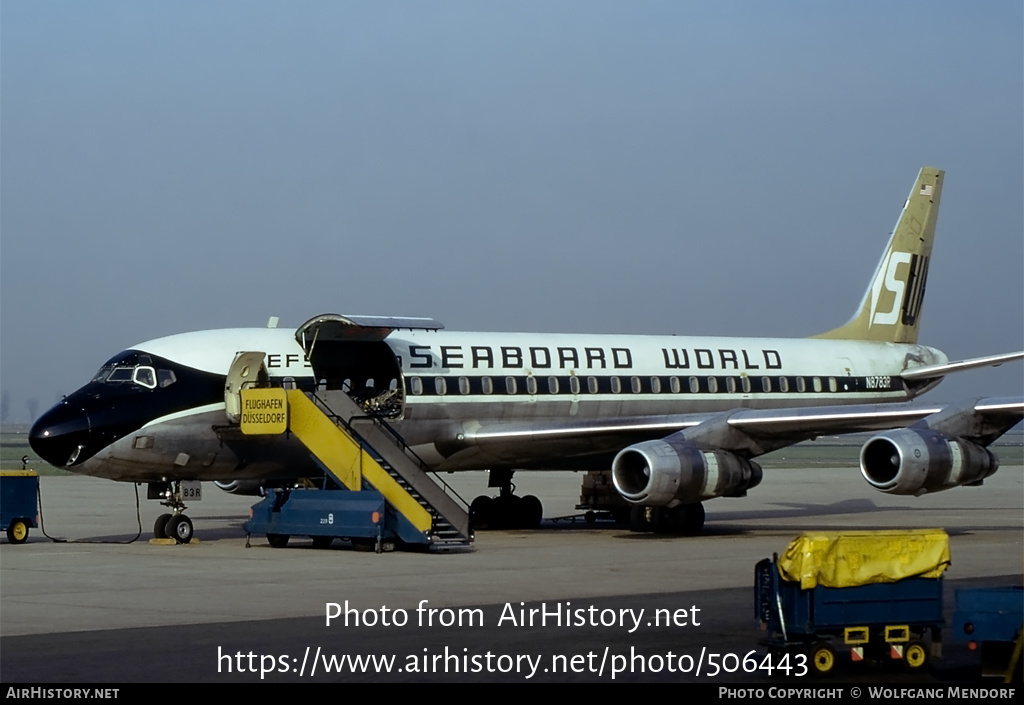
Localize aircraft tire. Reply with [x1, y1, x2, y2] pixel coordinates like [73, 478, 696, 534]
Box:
[629, 506, 652, 532]
[678, 503, 706, 536]
[166, 515, 193, 544]
[153, 513, 172, 539]
[6, 519, 29, 544]
[469, 496, 493, 529]
[519, 495, 543, 529]
[649, 507, 674, 534]
[491, 495, 518, 529]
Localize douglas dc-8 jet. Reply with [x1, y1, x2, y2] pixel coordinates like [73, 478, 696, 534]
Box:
[29, 167, 1023, 541]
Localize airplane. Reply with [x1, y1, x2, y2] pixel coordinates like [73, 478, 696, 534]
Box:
[28, 166, 1024, 543]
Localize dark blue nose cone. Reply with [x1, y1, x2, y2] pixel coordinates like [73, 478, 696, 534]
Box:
[29, 401, 91, 468]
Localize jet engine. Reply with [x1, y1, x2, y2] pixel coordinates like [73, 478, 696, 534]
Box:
[214, 479, 268, 497]
[611, 434, 762, 506]
[859, 428, 998, 496]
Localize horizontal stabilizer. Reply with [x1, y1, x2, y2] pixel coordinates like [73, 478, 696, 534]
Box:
[900, 351, 1024, 380]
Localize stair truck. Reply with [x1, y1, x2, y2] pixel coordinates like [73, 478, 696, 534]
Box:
[240, 387, 472, 552]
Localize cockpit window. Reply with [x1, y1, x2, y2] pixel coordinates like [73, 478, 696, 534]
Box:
[92, 351, 170, 390]
[133, 366, 157, 389]
[107, 367, 135, 383]
[91, 365, 115, 383]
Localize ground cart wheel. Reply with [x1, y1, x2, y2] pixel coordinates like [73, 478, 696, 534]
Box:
[6, 519, 29, 544]
[266, 533, 290, 548]
[904, 640, 927, 670]
[810, 642, 836, 675]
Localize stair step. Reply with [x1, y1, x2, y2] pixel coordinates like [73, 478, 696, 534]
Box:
[314, 391, 473, 543]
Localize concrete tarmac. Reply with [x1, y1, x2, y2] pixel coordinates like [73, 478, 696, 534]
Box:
[1, 466, 1021, 682]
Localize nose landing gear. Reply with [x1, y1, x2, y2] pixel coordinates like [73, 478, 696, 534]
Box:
[149, 481, 195, 543]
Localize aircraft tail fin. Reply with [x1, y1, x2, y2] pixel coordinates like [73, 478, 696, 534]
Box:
[815, 166, 944, 344]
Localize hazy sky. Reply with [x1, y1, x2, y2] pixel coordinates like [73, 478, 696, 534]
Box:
[2, 1, 1022, 423]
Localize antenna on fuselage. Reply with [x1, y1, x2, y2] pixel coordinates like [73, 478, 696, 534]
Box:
[266, 316, 279, 329]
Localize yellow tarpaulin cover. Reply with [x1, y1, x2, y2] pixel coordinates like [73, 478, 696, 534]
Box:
[778, 529, 950, 589]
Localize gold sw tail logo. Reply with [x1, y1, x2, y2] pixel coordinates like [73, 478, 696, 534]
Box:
[869, 250, 929, 329]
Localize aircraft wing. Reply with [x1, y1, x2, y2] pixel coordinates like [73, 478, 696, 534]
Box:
[720, 396, 1022, 440]
[456, 397, 1023, 467]
[450, 396, 1024, 516]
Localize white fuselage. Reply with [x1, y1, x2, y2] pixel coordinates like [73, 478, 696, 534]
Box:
[388, 330, 945, 422]
[36, 327, 947, 482]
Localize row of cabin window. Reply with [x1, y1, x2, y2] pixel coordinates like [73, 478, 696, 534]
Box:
[407, 375, 845, 397]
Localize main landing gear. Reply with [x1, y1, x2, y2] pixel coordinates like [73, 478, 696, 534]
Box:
[469, 469, 543, 530]
[149, 481, 194, 544]
[629, 503, 706, 535]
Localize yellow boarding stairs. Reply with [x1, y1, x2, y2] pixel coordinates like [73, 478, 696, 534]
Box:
[241, 387, 472, 548]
